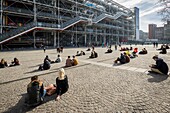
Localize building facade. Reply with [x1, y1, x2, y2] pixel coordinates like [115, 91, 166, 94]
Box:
[164, 21, 170, 40]
[148, 24, 157, 39]
[149, 21, 170, 41]
[155, 27, 164, 40]
[0, 0, 137, 49]
[139, 30, 148, 40]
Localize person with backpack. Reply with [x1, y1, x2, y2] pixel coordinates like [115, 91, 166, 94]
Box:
[25, 76, 46, 106]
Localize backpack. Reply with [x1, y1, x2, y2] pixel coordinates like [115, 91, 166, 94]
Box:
[25, 81, 42, 106]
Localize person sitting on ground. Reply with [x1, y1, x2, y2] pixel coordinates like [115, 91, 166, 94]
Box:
[125, 50, 131, 57]
[159, 46, 167, 54]
[25, 76, 46, 106]
[38, 56, 51, 70]
[89, 51, 95, 58]
[81, 51, 85, 55]
[76, 51, 85, 56]
[149, 55, 169, 75]
[94, 51, 98, 58]
[124, 52, 130, 63]
[0, 59, 8, 68]
[89, 51, 98, 58]
[44, 55, 52, 63]
[139, 48, 147, 54]
[157, 44, 164, 50]
[130, 48, 138, 58]
[65, 56, 72, 67]
[10, 58, 20, 67]
[114, 53, 126, 64]
[55, 54, 62, 63]
[55, 68, 69, 101]
[105, 47, 113, 53]
[86, 47, 91, 51]
[45, 55, 55, 63]
[72, 56, 78, 66]
[133, 48, 138, 54]
[120, 47, 126, 51]
[130, 46, 133, 50]
[43, 59, 51, 70]
[130, 52, 138, 58]
[165, 44, 169, 49]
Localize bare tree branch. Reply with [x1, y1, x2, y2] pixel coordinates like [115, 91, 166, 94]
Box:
[158, 0, 170, 22]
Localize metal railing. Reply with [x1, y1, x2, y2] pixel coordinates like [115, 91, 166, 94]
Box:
[0, 16, 88, 43]
[3, 6, 33, 15]
[0, 22, 35, 41]
[92, 12, 128, 24]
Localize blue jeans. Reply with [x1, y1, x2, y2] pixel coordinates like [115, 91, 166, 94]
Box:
[41, 89, 47, 98]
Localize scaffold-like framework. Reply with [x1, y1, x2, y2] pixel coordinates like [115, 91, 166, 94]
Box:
[0, 0, 136, 49]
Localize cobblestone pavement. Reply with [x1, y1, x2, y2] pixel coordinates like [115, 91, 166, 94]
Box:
[0, 45, 170, 113]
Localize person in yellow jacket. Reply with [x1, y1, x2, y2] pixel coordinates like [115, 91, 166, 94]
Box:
[72, 56, 78, 66]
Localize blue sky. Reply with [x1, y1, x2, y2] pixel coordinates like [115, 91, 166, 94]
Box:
[114, 0, 164, 32]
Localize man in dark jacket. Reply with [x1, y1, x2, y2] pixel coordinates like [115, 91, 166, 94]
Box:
[149, 55, 169, 75]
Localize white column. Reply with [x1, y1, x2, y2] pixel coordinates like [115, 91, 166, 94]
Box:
[54, 31, 56, 47]
[95, 28, 97, 42]
[57, 32, 60, 47]
[53, 0, 57, 47]
[0, 0, 3, 34]
[33, 30, 36, 48]
[84, 26, 87, 46]
[104, 29, 106, 44]
[33, 0, 37, 23]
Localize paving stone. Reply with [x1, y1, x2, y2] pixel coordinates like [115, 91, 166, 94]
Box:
[0, 45, 170, 112]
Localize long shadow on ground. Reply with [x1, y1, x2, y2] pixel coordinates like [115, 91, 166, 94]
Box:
[0, 63, 91, 85]
[3, 93, 57, 113]
[147, 73, 169, 83]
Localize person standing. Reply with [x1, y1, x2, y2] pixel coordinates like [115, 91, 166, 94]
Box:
[115, 44, 117, 50]
[43, 46, 46, 53]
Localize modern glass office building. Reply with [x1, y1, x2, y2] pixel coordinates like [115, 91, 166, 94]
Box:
[0, 0, 137, 49]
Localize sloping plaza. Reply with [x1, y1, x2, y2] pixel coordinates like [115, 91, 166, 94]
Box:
[0, 45, 170, 113]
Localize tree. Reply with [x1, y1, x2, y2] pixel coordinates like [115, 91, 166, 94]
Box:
[158, 0, 170, 22]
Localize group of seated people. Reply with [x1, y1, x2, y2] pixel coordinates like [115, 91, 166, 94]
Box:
[149, 55, 169, 75]
[139, 48, 148, 54]
[86, 47, 91, 51]
[157, 44, 168, 54]
[114, 47, 139, 64]
[114, 52, 130, 64]
[89, 51, 98, 58]
[120, 47, 133, 51]
[105, 48, 113, 53]
[56, 46, 64, 53]
[65, 56, 78, 67]
[0, 58, 20, 68]
[25, 68, 69, 106]
[76, 51, 85, 56]
[39, 55, 62, 70]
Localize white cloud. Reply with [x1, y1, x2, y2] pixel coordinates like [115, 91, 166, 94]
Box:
[140, 6, 164, 17]
[114, 0, 164, 32]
